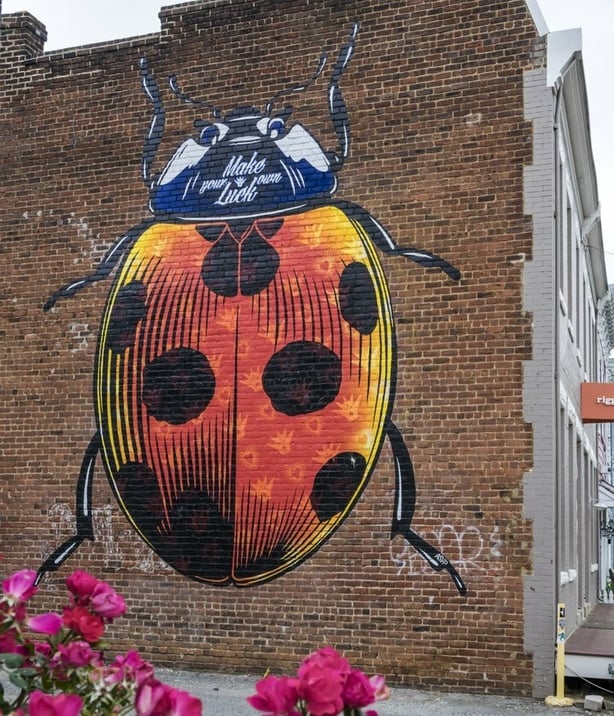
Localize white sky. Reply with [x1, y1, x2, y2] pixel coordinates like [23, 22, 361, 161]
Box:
[2, 0, 613, 280]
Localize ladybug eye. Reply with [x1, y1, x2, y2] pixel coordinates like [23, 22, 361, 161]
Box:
[200, 124, 220, 146]
[268, 118, 285, 139]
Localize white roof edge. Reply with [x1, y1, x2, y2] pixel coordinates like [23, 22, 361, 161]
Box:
[524, 4, 584, 89]
[547, 28, 583, 87]
[525, 4, 608, 300]
[524, 0, 549, 36]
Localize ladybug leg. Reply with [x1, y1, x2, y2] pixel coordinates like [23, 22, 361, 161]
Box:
[36, 433, 100, 584]
[336, 201, 461, 281]
[140, 57, 167, 187]
[326, 22, 359, 171]
[387, 420, 467, 596]
[44, 220, 153, 310]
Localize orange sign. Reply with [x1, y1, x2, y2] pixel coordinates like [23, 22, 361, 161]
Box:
[581, 383, 614, 423]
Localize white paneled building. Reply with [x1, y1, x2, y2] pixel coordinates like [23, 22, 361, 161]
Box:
[524, 2, 612, 690]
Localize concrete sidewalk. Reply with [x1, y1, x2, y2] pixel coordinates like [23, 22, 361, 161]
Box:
[157, 667, 596, 715]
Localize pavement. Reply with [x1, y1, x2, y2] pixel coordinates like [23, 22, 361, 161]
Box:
[156, 667, 612, 715]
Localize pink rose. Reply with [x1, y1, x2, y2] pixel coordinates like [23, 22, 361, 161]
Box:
[66, 570, 99, 601]
[62, 605, 105, 643]
[136, 679, 202, 716]
[298, 647, 351, 680]
[369, 674, 390, 702]
[34, 642, 53, 659]
[106, 650, 154, 686]
[27, 691, 83, 716]
[90, 581, 126, 619]
[297, 648, 350, 716]
[58, 640, 99, 668]
[297, 667, 344, 716]
[342, 669, 376, 708]
[26, 611, 63, 635]
[247, 674, 300, 715]
[2, 569, 37, 602]
[166, 687, 203, 716]
[0, 629, 20, 654]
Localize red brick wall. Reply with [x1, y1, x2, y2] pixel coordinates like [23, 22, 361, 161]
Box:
[0, 0, 542, 694]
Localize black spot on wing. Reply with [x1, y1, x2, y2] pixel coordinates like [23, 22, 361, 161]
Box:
[142, 347, 215, 424]
[116, 466, 233, 582]
[233, 542, 288, 581]
[240, 231, 280, 295]
[196, 224, 226, 242]
[339, 262, 378, 335]
[310, 452, 367, 521]
[227, 218, 253, 238]
[256, 218, 283, 240]
[161, 489, 234, 581]
[201, 232, 239, 297]
[262, 341, 341, 416]
[116, 461, 164, 532]
[106, 280, 147, 351]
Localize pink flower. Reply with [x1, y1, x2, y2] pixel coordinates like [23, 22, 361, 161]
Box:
[297, 648, 350, 716]
[58, 640, 99, 668]
[136, 679, 202, 716]
[66, 570, 99, 601]
[62, 604, 105, 643]
[27, 691, 83, 716]
[247, 674, 300, 715]
[26, 611, 63, 635]
[369, 674, 390, 702]
[298, 647, 351, 680]
[342, 669, 376, 709]
[0, 629, 20, 654]
[90, 581, 126, 619]
[165, 687, 203, 716]
[106, 650, 154, 686]
[34, 642, 53, 658]
[2, 569, 37, 602]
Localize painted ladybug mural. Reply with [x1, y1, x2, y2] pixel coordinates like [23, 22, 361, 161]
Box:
[38, 23, 466, 595]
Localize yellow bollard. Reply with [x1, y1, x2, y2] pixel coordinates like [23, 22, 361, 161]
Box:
[545, 603, 574, 707]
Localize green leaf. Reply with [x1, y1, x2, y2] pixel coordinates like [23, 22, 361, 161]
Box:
[17, 667, 37, 678]
[8, 672, 28, 690]
[0, 653, 24, 668]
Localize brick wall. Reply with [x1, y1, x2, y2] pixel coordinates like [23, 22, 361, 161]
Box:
[0, 0, 543, 694]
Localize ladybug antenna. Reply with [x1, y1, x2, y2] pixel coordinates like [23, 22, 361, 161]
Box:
[140, 57, 166, 186]
[265, 53, 327, 116]
[327, 21, 359, 172]
[168, 74, 222, 119]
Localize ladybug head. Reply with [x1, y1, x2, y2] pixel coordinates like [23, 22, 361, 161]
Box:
[150, 87, 336, 219]
[143, 23, 358, 219]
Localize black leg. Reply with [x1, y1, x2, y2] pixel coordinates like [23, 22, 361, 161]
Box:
[36, 433, 101, 585]
[387, 420, 467, 596]
[333, 200, 461, 281]
[140, 57, 166, 187]
[327, 22, 359, 170]
[43, 220, 153, 310]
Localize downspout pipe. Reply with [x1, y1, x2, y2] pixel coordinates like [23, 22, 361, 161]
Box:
[553, 73, 563, 625]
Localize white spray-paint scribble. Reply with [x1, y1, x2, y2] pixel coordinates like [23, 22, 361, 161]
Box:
[44, 503, 173, 576]
[390, 523, 504, 576]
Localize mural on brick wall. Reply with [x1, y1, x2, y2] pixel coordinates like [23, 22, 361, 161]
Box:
[38, 24, 466, 595]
